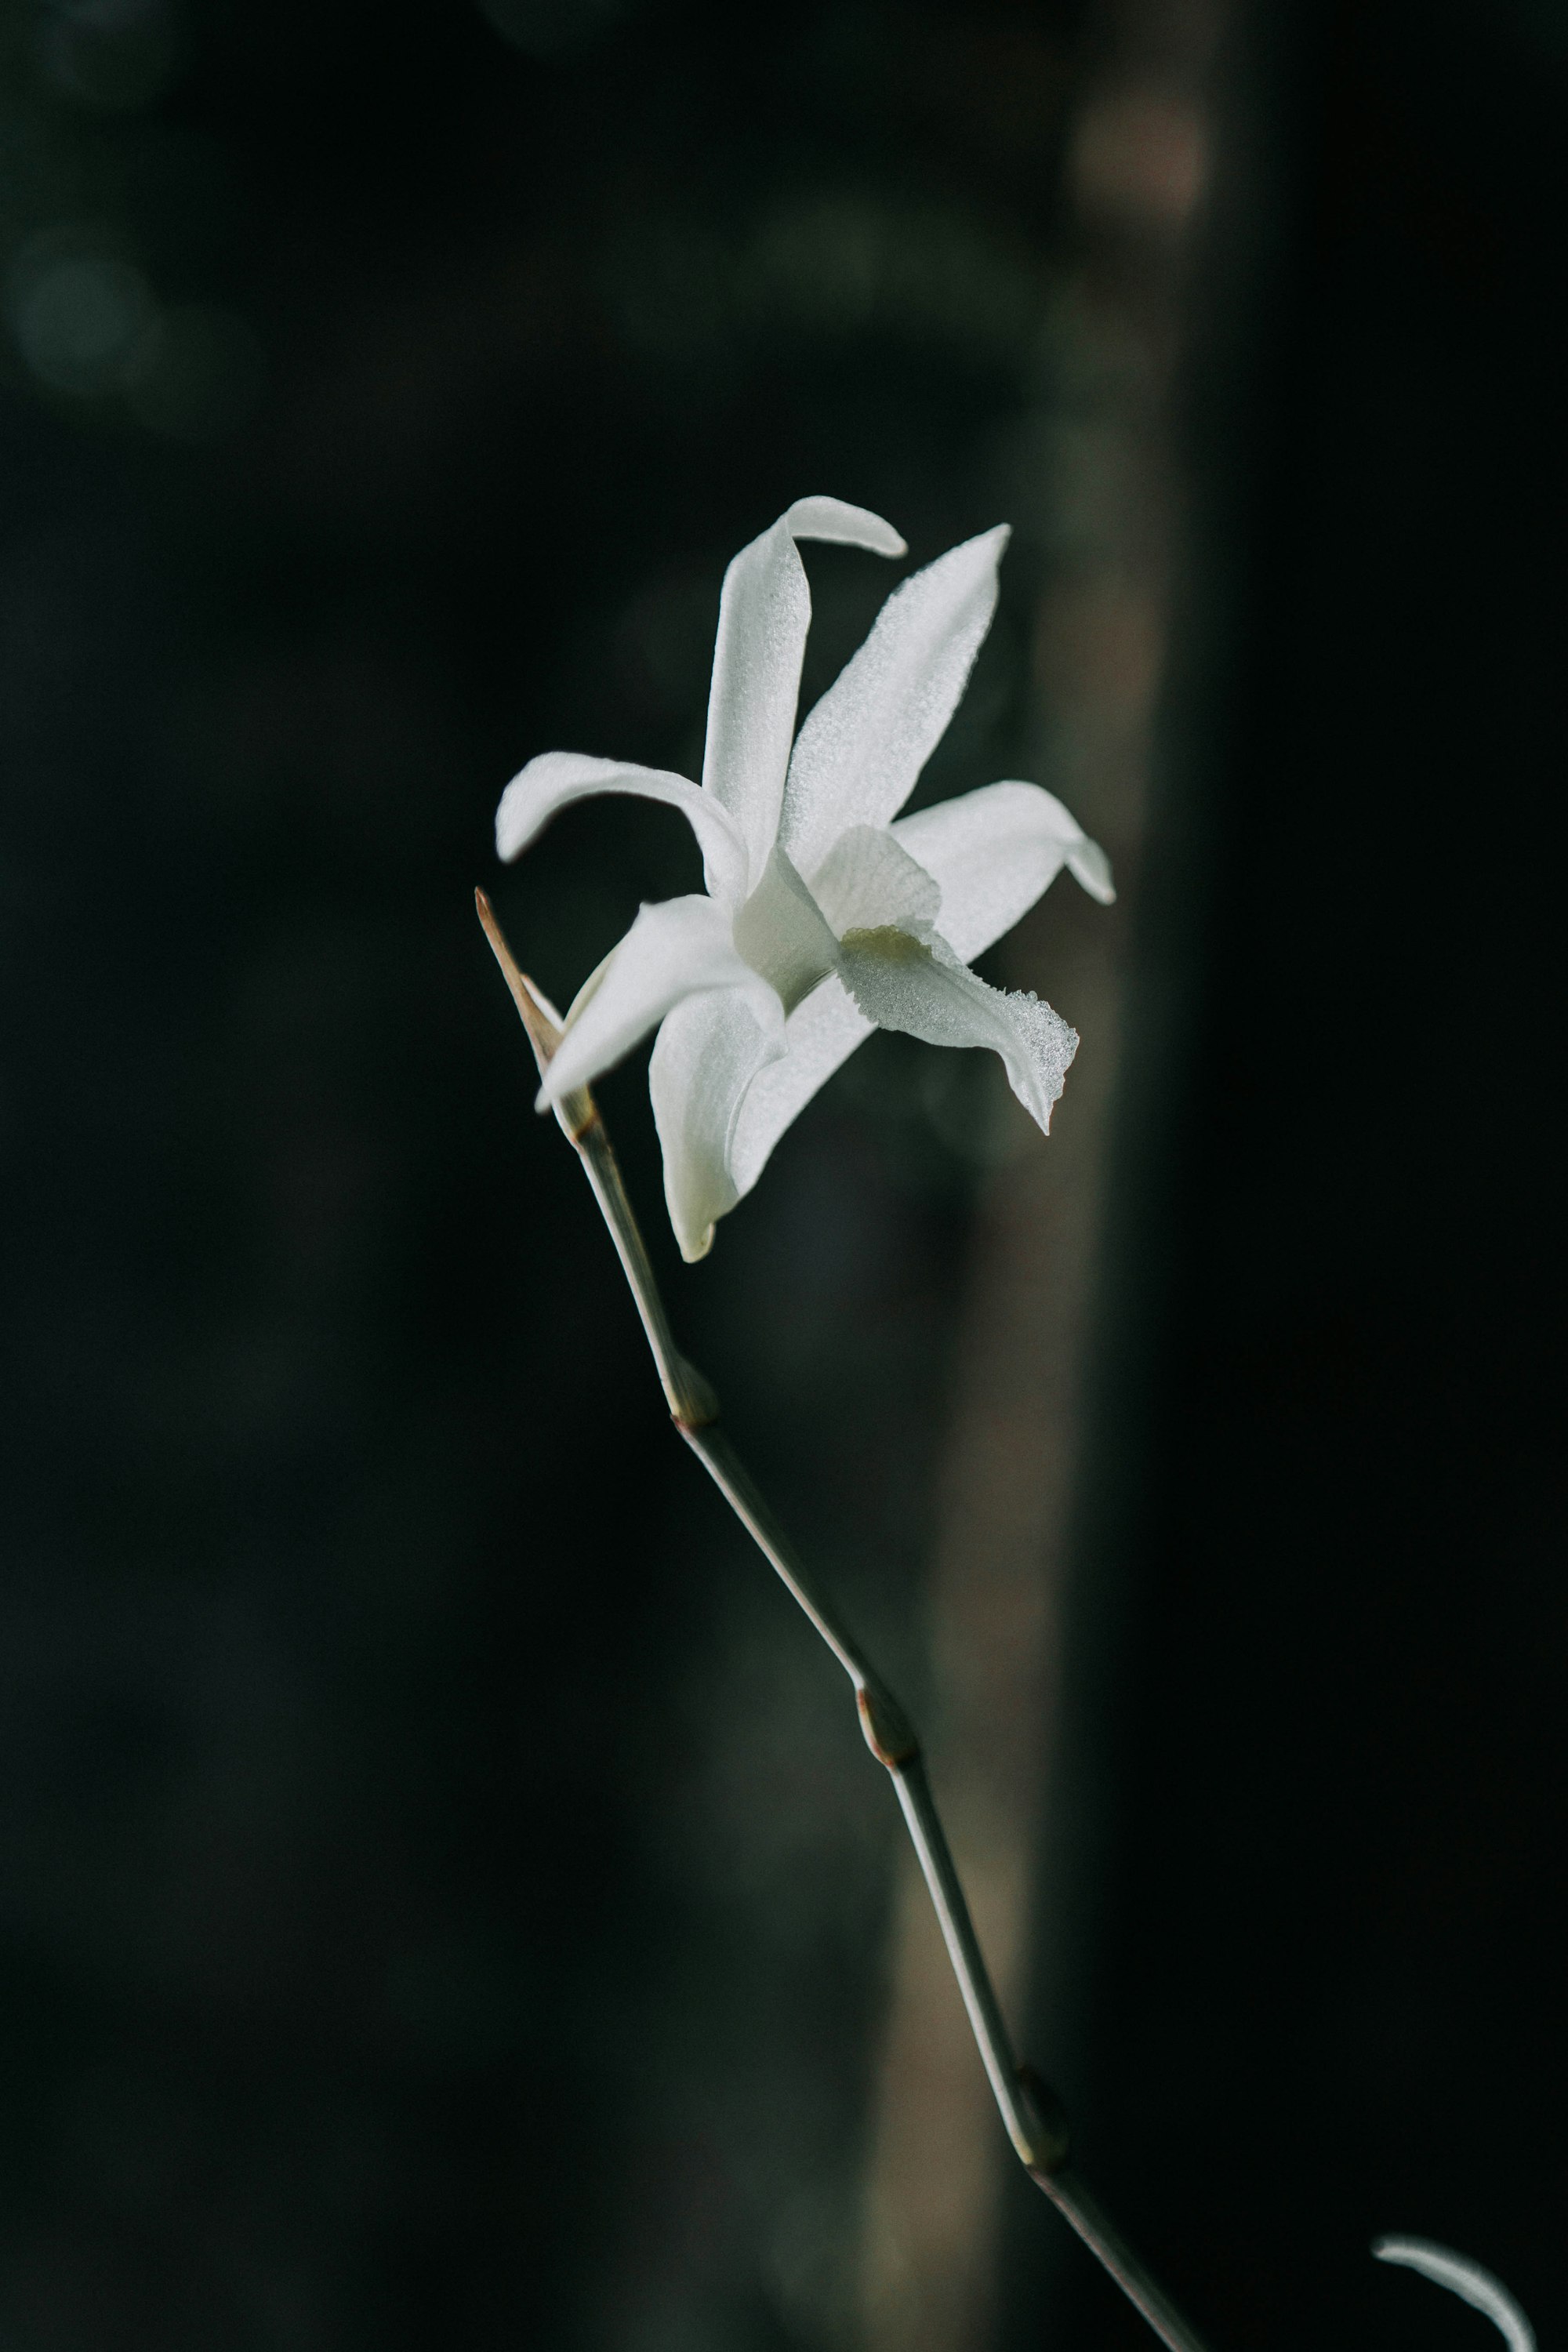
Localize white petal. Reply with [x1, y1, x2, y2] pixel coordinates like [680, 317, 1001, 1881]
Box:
[782, 495, 907, 556]
[495, 751, 750, 908]
[778, 524, 1010, 877]
[539, 895, 779, 1105]
[837, 926, 1077, 1132]
[809, 823, 941, 939]
[730, 846, 840, 1014]
[650, 991, 787, 1261]
[728, 978, 873, 1199]
[1374, 2241, 1534, 2352]
[891, 779, 1115, 962]
[702, 498, 905, 889]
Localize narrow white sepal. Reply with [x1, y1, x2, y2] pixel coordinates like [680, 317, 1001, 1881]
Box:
[495, 750, 750, 908]
[702, 499, 904, 888]
[728, 978, 874, 1200]
[779, 524, 1010, 877]
[892, 779, 1114, 962]
[1374, 2240, 1534, 2352]
[539, 896, 779, 1105]
[783, 495, 906, 556]
[650, 990, 788, 1261]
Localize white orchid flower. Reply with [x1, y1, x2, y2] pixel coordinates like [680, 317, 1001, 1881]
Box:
[495, 495, 1114, 1261]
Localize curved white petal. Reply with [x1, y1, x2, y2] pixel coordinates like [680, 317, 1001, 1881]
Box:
[539, 895, 779, 1105]
[650, 990, 788, 1261]
[1374, 2241, 1534, 2352]
[783, 495, 907, 556]
[779, 524, 1010, 877]
[837, 926, 1077, 1133]
[495, 751, 750, 909]
[729, 978, 874, 1199]
[703, 498, 905, 890]
[891, 780, 1115, 962]
[809, 823, 941, 940]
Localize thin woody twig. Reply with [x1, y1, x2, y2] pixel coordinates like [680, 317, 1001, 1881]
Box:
[477, 887, 1217, 2352]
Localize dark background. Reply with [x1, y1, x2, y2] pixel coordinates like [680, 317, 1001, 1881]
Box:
[1062, 7, 1568, 2350]
[1, 2, 1563, 2349]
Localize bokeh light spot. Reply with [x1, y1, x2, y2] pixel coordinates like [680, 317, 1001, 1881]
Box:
[8, 246, 153, 395]
[35, 0, 180, 111]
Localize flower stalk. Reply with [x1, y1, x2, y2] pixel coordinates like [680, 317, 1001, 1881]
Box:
[477, 885, 1217, 2352]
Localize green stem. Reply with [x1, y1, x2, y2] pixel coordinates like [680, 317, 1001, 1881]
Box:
[478, 890, 1217, 2352]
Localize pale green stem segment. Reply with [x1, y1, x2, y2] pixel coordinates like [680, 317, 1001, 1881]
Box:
[477, 888, 1217, 2352]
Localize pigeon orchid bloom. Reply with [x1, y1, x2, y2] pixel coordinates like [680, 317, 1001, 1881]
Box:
[495, 496, 1114, 1260]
